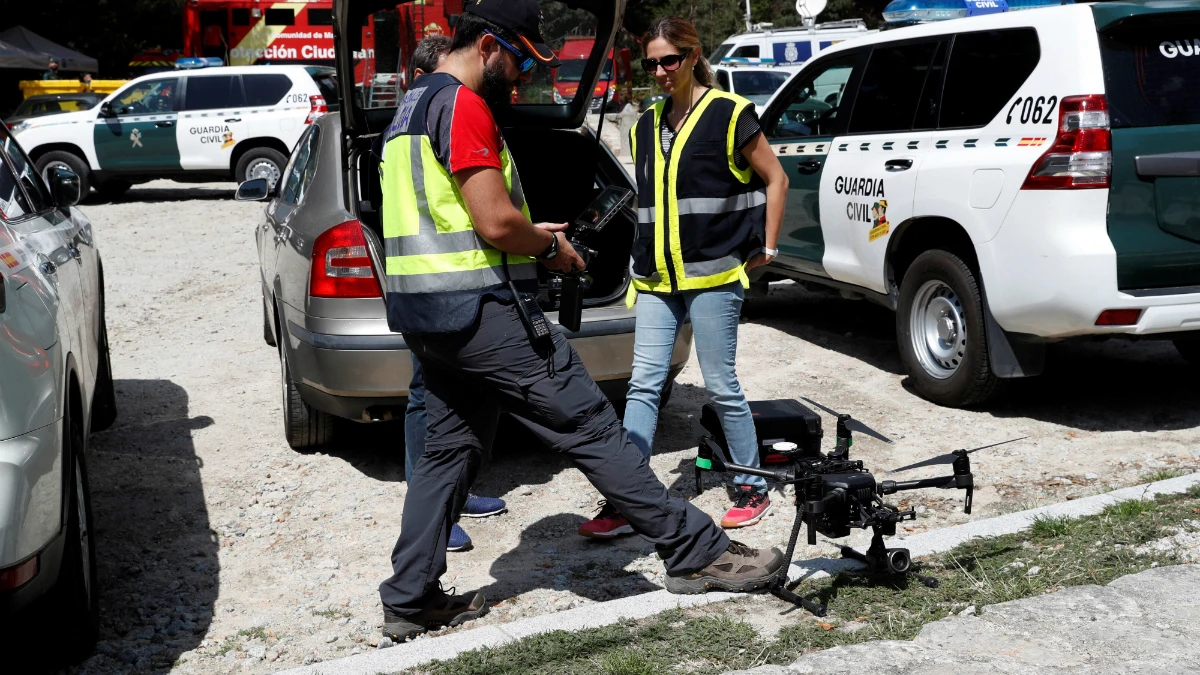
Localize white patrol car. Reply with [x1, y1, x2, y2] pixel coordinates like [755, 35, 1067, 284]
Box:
[11, 64, 327, 200]
[709, 19, 875, 68]
[755, 0, 1200, 407]
[712, 59, 803, 114]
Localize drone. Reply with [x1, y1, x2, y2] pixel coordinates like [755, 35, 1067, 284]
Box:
[695, 398, 1025, 616]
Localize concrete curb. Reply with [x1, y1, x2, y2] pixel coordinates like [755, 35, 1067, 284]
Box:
[275, 471, 1200, 675]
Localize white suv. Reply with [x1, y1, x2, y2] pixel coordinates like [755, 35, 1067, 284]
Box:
[756, 1, 1200, 406]
[11, 65, 328, 199]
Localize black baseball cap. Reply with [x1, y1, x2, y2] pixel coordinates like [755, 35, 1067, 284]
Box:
[465, 0, 560, 68]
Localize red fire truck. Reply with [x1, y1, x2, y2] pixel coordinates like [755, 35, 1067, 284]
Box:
[182, 0, 462, 86]
[553, 36, 632, 113]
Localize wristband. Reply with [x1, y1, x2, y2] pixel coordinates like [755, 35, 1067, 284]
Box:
[536, 232, 559, 260]
[763, 247, 778, 257]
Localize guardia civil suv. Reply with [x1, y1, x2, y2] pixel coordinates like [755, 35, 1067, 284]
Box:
[11, 64, 328, 200]
[754, 0, 1200, 406]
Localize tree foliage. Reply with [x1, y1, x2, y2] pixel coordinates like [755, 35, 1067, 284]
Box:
[0, 0, 185, 78]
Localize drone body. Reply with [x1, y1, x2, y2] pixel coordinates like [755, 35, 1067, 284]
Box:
[695, 399, 1023, 615]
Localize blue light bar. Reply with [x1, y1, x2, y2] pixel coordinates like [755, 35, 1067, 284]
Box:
[882, 0, 1072, 23]
[174, 57, 224, 69]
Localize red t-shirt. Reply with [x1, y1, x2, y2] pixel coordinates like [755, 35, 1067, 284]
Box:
[426, 84, 504, 175]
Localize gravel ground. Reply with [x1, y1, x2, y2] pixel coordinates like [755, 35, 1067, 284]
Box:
[64, 179, 1200, 674]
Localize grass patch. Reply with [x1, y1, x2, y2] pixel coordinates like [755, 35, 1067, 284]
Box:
[403, 488, 1200, 675]
[1102, 498, 1158, 519]
[1144, 468, 1188, 483]
[237, 627, 268, 641]
[1029, 514, 1074, 538]
[313, 608, 353, 621]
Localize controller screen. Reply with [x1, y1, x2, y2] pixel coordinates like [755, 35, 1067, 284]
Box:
[576, 187, 630, 231]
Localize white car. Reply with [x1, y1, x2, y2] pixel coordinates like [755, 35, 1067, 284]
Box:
[11, 65, 328, 199]
[712, 62, 802, 114]
[755, 0, 1200, 406]
[709, 19, 875, 68]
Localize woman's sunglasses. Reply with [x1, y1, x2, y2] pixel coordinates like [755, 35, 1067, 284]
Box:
[641, 50, 692, 74]
[486, 30, 536, 74]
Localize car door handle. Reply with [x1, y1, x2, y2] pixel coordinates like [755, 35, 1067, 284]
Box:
[797, 159, 823, 175]
[224, 118, 242, 123]
[156, 120, 174, 128]
[885, 159, 914, 172]
[40, 261, 57, 275]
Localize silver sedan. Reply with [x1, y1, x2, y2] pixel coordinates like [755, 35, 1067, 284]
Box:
[248, 113, 691, 448]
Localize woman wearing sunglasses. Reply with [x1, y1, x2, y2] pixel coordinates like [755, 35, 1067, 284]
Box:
[578, 17, 788, 539]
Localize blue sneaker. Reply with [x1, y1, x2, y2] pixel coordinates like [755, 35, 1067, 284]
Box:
[448, 523, 472, 552]
[462, 494, 507, 518]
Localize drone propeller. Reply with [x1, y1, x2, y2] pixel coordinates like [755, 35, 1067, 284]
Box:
[800, 397, 895, 446]
[888, 437, 1028, 474]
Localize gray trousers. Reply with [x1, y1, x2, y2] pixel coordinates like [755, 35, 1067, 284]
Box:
[378, 298, 729, 617]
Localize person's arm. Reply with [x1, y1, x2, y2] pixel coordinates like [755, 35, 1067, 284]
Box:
[454, 167, 584, 273]
[743, 132, 788, 270]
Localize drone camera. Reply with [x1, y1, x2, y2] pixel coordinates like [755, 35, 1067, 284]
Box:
[886, 548, 912, 574]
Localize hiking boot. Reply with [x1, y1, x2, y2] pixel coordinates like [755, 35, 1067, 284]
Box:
[462, 493, 507, 518]
[447, 523, 472, 552]
[577, 500, 633, 539]
[721, 486, 772, 529]
[381, 587, 488, 642]
[664, 540, 785, 595]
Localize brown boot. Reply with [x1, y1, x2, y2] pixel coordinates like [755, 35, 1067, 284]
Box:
[664, 540, 785, 594]
[382, 588, 488, 642]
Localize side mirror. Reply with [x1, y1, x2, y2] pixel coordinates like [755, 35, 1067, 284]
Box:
[99, 101, 114, 118]
[47, 166, 82, 207]
[235, 178, 271, 202]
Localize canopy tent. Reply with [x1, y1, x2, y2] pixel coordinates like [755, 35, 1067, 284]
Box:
[0, 26, 97, 72]
[0, 37, 46, 70]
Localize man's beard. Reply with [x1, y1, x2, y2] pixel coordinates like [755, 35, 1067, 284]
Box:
[481, 58, 515, 107]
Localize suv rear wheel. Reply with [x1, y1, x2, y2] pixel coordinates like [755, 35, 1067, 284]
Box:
[279, 343, 335, 448]
[36, 151, 90, 202]
[896, 249, 1000, 407]
[236, 148, 287, 190]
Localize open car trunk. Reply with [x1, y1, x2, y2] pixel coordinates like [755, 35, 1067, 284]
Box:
[350, 124, 635, 312]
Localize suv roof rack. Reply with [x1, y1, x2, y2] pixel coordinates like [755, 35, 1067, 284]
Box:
[730, 17, 869, 37]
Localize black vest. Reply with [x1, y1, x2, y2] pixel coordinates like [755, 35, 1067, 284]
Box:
[629, 89, 766, 295]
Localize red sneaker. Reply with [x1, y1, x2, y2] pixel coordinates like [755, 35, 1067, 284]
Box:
[721, 487, 771, 529]
[577, 501, 633, 539]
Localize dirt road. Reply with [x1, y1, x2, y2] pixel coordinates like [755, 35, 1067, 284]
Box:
[71, 180, 1199, 673]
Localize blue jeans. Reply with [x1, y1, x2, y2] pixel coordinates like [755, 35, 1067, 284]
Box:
[623, 282, 765, 491]
[404, 352, 426, 482]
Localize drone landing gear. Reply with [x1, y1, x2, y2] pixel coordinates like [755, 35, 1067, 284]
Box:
[838, 528, 938, 590]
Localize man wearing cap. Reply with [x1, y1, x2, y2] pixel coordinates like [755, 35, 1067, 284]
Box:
[377, 0, 785, 643]
[42, 58, 61, 80]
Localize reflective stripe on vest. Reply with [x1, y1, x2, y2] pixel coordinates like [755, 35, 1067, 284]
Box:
[628, 91, 763, 302]
[381, 124, 535, 297]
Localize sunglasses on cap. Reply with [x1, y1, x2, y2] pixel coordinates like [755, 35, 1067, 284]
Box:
[485, 30, 536, 74]
[641, 49, 693, 74]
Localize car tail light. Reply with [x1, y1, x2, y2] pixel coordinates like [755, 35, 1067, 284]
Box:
[1022, 95, 1112, 190]
[305, 94, 328, 124]
[1095, 309, 1142, 326]
[310, 220, 382, 298]
[0, 556, 37, 590]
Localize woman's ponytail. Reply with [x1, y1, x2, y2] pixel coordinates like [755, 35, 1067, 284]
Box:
[693, 54, 714, 88]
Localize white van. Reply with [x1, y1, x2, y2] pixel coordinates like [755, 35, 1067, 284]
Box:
[709, 19, 875, 68]
[11, 65, 329, 199]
